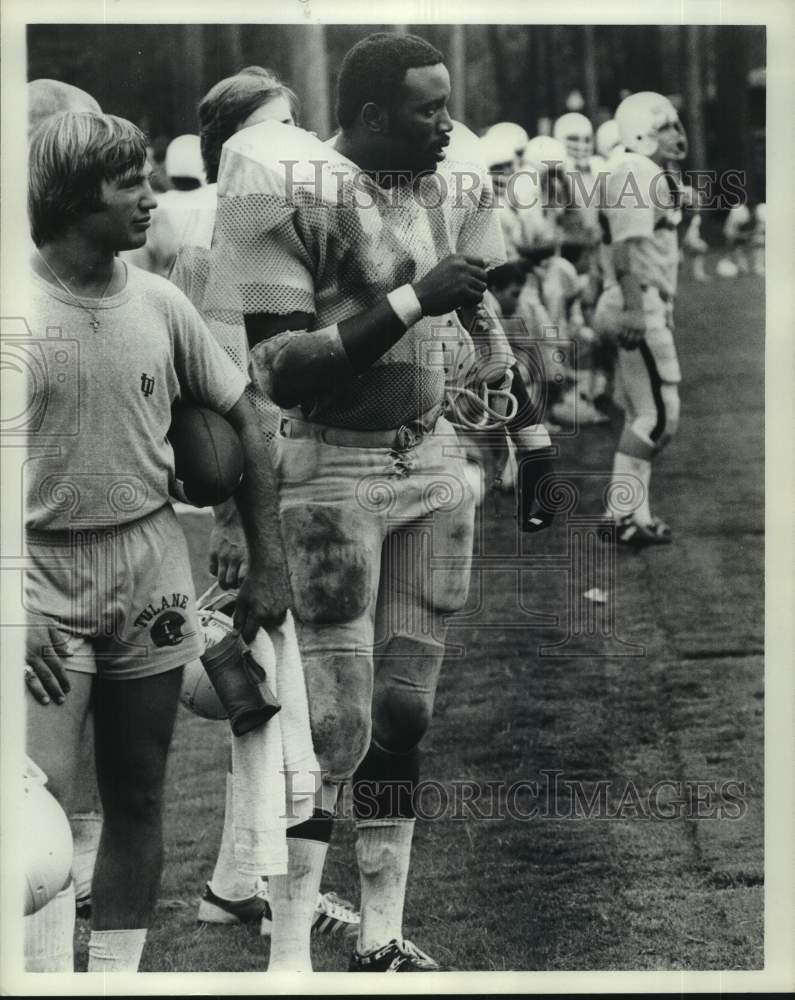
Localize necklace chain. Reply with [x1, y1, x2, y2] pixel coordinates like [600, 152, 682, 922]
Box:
[36, 251, 115, 331]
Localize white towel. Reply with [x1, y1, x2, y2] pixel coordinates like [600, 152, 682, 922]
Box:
[231, 610, 319, 877]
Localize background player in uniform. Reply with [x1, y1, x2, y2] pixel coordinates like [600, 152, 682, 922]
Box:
[168, 67, 359, 937]
[204, 31, 551, 971]
[24, 110, 289, 971]
[595, 91, 689, 544]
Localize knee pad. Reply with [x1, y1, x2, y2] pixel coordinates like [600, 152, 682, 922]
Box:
[310, 698, 371, 783]
[372, 636, 445, 753]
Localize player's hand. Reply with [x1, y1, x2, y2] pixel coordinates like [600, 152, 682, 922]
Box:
[25, 617, 72, 705]
[618, 307, 647, 349]
[413, 255, 488, 315]
[210, 506, 249, 589]
[233, 568, 290, 644]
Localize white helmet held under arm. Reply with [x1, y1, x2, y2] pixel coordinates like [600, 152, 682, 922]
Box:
[615, 91, 687, 161]
[22, 760, 73, 915]
[552, 112, 593, 167]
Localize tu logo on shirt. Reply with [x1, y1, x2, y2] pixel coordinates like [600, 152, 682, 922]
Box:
[140, 373, 155, 397]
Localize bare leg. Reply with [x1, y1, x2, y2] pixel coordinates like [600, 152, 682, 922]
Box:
[91, 667, 183, 930]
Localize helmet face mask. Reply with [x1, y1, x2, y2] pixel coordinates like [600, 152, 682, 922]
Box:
[615, 92, 688, 162]
[553, 112, 594, 169]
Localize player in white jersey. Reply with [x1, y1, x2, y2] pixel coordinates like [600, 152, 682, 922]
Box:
[165, 67, 359, 939]
[204, 32, 552, 971]
[594, 91, 689, 544]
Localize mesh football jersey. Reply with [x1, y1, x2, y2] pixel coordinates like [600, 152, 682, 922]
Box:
[169, 183, 280, 439]
[203, 120, 506, 430]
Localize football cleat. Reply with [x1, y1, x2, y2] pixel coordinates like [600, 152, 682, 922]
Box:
[198, 881, 272, 925]
[610, 514, 673, 547]
[305, 891, 360, 938]
[197, 882, 360, 938]
[349, 938, 444, 972]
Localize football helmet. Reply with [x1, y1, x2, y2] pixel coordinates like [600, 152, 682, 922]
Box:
[595, 119, 623, 160]
[552, 112, 594, 167]
[165, 134, 205, 184]
[180, 585, 281, 723]
[179, 587, 245, 721]
[23, 759, 73, 915]
[614, 92, 687, 161]
[522, 135, 567, 174]
[482, 121, 528, 171]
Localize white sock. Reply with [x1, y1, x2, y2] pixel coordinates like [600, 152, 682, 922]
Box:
[24, 882, 75, 972]
[609, 451, 652, 525]
[210, 772, 259, 901]
[87, 928, 147, 972]
[356, 820, 415, 954]
[267, 838, 327, 972]
[71, 811, 102, 902]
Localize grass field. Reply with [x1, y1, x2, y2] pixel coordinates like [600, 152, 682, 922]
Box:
[77, 261, 764, 973]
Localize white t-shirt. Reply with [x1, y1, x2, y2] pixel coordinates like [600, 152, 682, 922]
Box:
[25, 263, 247, 531]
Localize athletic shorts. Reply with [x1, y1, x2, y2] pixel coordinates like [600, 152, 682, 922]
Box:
[593, 283, 681, 384]
[25, 504, 202, 680]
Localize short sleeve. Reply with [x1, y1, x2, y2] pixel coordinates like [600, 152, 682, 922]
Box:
[169, 290, 248, 413]
[452, 167, 507, 267]
[202, 127, 321, 320]
[604, 165, 655, 243]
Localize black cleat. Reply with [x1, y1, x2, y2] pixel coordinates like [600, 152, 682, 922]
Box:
[349, 938, 444, 972]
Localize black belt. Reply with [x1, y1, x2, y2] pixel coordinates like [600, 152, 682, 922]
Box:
[278, 404, 445, 452]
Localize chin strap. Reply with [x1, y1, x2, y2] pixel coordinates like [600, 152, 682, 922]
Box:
[444, 381, 519, 430]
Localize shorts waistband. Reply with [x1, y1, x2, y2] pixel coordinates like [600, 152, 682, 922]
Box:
[278, 404, 446, 451]
[25, 505, 167, 547]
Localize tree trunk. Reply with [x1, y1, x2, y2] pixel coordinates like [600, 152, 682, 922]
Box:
[683, 25, 707, 171]
[175, 25, 205, 133]
[287, 25, 331, 139]
[448, 24, 466, 122]
[225, 24, 244, 73]
[583, 26, 599, 119]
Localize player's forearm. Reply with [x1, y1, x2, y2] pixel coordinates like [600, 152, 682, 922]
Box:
[246, 297, 411, 409]
[223, 400, 289, 580]
[236, 430, 288, 577]
[612, 240, 644, 309]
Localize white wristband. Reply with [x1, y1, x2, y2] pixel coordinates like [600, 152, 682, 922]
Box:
[386, 284, 423, 329]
